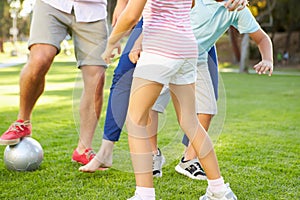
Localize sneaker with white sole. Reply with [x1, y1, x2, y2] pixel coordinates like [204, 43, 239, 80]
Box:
[127, 193, 143, 200]
[152, 148, 165, 178]
[175, 157, 207, 180]
[0, 120, 32, 145]
[199, 183, 237, 200]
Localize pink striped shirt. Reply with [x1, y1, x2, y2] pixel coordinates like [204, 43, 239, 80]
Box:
[142, 0, 198, 59]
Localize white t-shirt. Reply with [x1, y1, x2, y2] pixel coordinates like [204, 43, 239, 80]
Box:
[41, 0, 107, 22]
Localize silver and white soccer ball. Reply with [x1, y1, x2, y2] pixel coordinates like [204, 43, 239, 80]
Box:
[4, 137, 44, 171]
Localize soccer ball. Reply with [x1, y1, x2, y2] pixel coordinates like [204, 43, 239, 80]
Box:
[4, 137, 44, 171]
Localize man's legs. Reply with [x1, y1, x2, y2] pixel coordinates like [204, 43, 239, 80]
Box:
[79, 19, 143, 172]
[19, 44, 57, 120]
[76, 66, 106, 153]
[0, 44, 57, 145]
[72, 65, 106, 165]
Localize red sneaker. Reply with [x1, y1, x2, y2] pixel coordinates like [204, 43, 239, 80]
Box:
[72, 148, 96, 165]
[0, 120, 32, 145]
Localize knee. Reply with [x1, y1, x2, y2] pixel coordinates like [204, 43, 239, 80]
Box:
[26, 51, 55, 77]
[178, 117, 195, 134]
[126, 115, 149, 140]
[127, 110, 148, 127]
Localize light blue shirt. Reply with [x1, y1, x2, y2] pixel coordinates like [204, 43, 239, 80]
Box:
[191, 0, 260, 62]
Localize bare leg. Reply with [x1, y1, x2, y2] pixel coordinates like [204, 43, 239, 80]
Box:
[184, 114, 213, 161]
[126, 78, 163, 188]
[79, 102, 159, 173]
[169, 83, 221, 180]
[18, 44, 57, 120]
[76, 66, 105, 153]
[148, 110, 159, 154]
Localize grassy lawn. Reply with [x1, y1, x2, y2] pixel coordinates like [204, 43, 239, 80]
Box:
[0, 59, 299, 199]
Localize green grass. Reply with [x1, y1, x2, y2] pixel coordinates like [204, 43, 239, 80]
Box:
[0, 60, 299, 199]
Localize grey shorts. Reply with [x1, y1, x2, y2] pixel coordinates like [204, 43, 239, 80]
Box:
[152, 86, 171, 113]
[28, 0, 108, 67]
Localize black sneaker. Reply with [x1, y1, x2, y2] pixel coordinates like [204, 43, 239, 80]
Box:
[175, 157, 207, 180]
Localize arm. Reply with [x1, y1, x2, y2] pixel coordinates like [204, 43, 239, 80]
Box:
[223, 0, 249, 11]
[249, 28, 274, 76]
[112, 0, 129, 27]
[102, 0, 146, 64]
[129, 33, 143, 64]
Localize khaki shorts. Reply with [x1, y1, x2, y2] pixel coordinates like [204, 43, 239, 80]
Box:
[153, 61, 217, 115]
[28, 0, 108, 67]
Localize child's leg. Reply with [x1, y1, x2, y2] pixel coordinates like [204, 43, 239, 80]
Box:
[184, 113, 213, 161]
[79, 20, 144, 173]
[181, 46, 218, 161]
[126, 77, 163, 188]
[169, 83, 221, 180]
[147, 110, 159, 154]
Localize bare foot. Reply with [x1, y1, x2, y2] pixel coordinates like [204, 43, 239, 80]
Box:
[79, 157, 109, 173]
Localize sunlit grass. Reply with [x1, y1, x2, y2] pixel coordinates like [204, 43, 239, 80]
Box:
[0, 53, 299, 199]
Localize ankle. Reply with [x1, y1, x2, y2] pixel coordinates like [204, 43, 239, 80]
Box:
[135, 186, 155, 200]
[76, 147, 91, 155]
[152, 148, 161, 156]
[16, 119, 31, 124]
[207, 176, 227, 193]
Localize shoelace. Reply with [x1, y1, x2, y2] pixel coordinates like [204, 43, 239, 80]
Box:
[11, 120, 31, 132]
[85, 149, 95, 160]
[193, 161, 203, 170]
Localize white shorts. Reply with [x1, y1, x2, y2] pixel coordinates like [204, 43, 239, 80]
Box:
[133, 52, 197, 85]
[152, 60, 217, 115]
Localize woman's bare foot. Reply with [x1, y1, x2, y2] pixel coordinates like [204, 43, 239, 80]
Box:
[79, 157, 108, 173]
[79, 139, 114, 172]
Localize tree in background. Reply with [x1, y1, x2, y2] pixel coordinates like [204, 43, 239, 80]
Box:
[0, 0, 31, 54]
[271, 0, 300, 53]
[107, 0, 117, 27]
[0, 1, 9, 53]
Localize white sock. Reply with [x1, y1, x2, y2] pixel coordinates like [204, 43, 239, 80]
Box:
[207, 176, 227, 193]
[136, 186, 155, 200]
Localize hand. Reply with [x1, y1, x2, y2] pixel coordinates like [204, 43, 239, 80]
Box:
[101, 41, 121, 64]
[253, 60, 273, 76]
[224, 0, 249, 11]
[129, 47, 142, 64]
